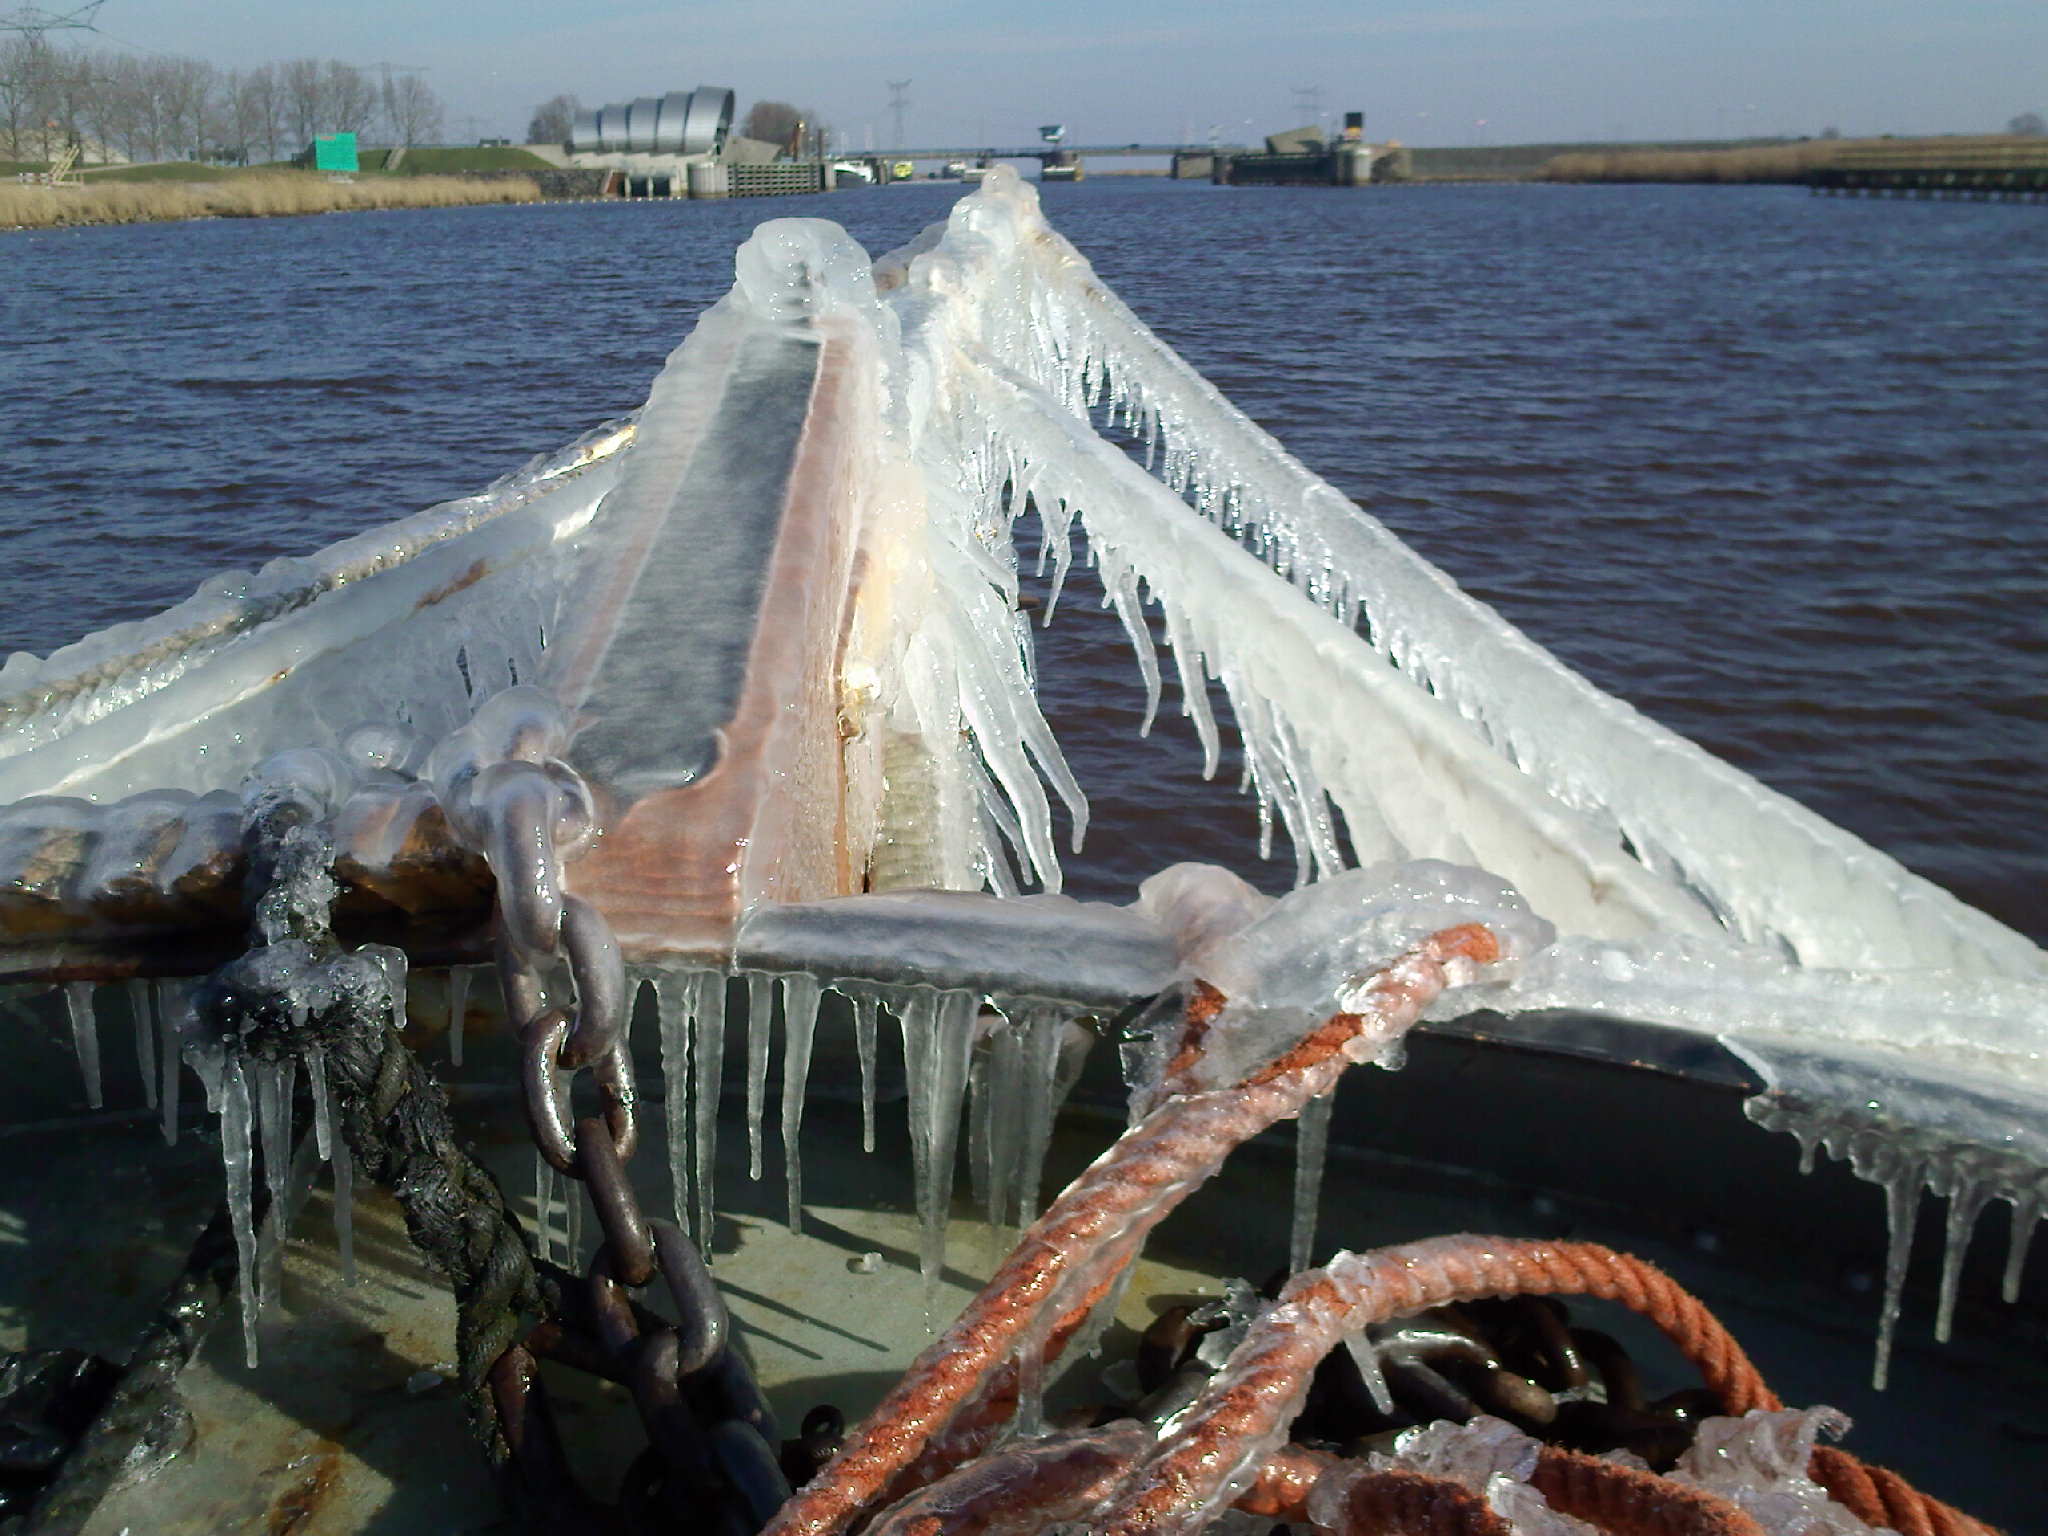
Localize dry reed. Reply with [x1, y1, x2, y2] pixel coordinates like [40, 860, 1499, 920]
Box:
[1541, 134, 2035, 184]
[0, 172, 542, 231]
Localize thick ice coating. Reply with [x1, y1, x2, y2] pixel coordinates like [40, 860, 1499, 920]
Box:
[3, 167, 2045, 1436]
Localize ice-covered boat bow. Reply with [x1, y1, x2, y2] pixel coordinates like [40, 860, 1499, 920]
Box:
[1, 167, 2043, 1394]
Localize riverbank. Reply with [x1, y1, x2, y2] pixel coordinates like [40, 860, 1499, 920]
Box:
[0, 171, 540, 230]
[1539, 133, 2037, 183]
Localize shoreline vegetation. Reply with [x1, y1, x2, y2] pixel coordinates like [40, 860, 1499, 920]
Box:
[0, 170, 541, 231]
[6, 131, 2039, 231]
[1536, 133, 2037, 183]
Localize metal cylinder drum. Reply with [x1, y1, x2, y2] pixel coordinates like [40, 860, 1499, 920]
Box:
[653, 92, 692, 155]
[625, 96, 661, 154]
[680, 86, 735, 156]
[569, 109, 601, 154]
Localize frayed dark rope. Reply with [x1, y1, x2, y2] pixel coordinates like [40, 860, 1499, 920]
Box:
[200, 783, 553, 1464]
[322, 1010, 552, 1459]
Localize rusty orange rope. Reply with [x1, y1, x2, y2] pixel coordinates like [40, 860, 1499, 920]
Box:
[1097, 1233, 1998, 1536]
[763, 924, 1502, 1536]
[1237, 1444, 1338, 1519]
[1095, 1235, 1774, 1536]
[1807, 1445, 1998, 1536]
[765, 926, 1996, 1536]
[1309, 1467, 1510, 1535]
[1531, 1447, 1766, 1536]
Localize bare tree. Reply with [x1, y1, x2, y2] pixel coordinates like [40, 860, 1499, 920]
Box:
[160, 57, 215, 159]
[382, 73, 441, 145]
[322, 60, 376, 137]
[228, 64, 283, 162]
[0, 37, 45, 158]
[4, 43, 447, 165]
[527, 92, 577, 146]
[2009, 111, 2046, 137]
[741, 99, 801, 150]
[739, 100, 836, 156]
[280, 56, 322, 147]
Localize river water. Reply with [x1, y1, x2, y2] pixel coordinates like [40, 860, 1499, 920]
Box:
[1, 179, 2041, 942]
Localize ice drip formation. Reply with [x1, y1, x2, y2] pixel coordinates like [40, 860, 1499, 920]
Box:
[0, 169, 2039, 1531]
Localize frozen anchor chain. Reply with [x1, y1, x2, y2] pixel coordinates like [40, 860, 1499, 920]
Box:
[448, 688, 791, 1530]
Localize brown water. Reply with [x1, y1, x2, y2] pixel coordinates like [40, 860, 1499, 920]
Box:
[0, 179, 2041, 939]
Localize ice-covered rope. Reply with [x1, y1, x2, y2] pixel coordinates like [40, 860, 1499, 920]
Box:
[1307, 1451, 1773, 1536]
[1306, 1466, 1507, 1535]
[865, 1423, 1151, 1536]
[1092, 1234, 1994, 1536]
[1102, 1233, 1776, 1536]
[760, 922, 1504, 1536]
[868, 1426, 1782, 1535]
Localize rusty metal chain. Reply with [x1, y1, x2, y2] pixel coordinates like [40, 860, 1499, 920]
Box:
[479, 754, 793, 1533]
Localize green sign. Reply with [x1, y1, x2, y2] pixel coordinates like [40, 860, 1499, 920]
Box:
[312, 133, 359, 173]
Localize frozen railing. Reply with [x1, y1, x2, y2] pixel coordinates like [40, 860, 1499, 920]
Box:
[874, 169, 2040, 980]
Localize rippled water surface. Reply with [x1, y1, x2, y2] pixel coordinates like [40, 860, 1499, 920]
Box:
[1, 180, 2040, 941]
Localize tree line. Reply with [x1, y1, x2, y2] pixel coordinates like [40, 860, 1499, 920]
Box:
[0, 40, 444, 166]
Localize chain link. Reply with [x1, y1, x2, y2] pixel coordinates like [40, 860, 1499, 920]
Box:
[478, 749, 795, 1530]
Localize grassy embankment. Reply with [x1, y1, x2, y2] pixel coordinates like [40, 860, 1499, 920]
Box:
[1539, 134, 2034, 183]
[0, 165, 541, 229]
[1404, 138, 1795, 181]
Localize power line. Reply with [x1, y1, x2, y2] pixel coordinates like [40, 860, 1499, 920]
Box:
[1290, 83, 1324, 134]
[0, 1, 103, 41]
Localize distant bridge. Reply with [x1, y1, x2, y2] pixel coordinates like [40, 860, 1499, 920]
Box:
[860, 143, 1245, 162]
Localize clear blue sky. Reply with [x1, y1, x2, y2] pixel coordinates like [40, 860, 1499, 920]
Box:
[87, 0, 2048, 148]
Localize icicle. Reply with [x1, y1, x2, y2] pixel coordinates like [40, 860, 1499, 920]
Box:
[1064, 1239, 1140, 1367]
[159, 986, 182, 1147]
[692, 975, 728, 1255]
[448, 966, 470, 1067]
[1042, 499, 1077, 619]
[534, 1151, 557, 1267]
[2004, 1195, 2040, 1305]
[1016, 1008, 1067, 1225]
[220, 1055, 260, 1368]
[332, 1136, 356, 1286]
[307, 1049, 332, 1163]
[1103, 563, 1162, 736]
[905, 990, 977, 1302]
[1934, 1171, 1989, 1345]
[127, 980, 158, 1111]
[1011, 1305, 1056, 1439]
[654, 972, 697, 1240]
[854, 991, 880, 1154]
[981, 1013, 1031, 1234]
[897, 989, 936, 1267]
[746, 972, 775, 1182]
[63, 981, 101, 1110]
[966, 1028, 995, 1234]
[1160, 600, 1220, 780]
[565, 1177, 583, 1261]
[254, 1057, 296, 1296]
[1290, 1089, 1336, 1274]
[1872, 1152, 1923, 1391]
[382, 948, 410, 1029]
[779, 973, 823, 1234]
[1343, 1333, 1397, 1417]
